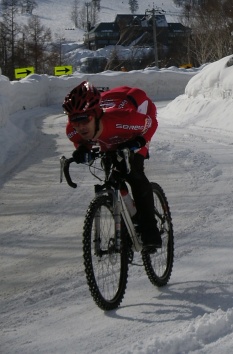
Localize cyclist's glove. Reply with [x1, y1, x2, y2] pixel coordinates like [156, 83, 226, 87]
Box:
[117, 136, 146, 152]
[72, 145, 93, 164]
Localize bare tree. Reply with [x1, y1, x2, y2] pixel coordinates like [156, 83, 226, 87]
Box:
[180, 0, 233, 65]
[71, 1, 99, 31]
[105, 46, 122, 70]
[23, 15, 52, 73]
[1, 0, 21, 79]
[78, 4, 87, 30]
[92, 0, 101, 12]
[0, 22, 8, 74]
[14, 30, 28, 68]
[20, 0, 38, 15]
[90, 0, 100, 26]
[51, 32, 66, 66]
[70, 0, 80, 28]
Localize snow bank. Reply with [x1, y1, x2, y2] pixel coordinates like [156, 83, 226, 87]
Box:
[0, 68, 197, 130]
[162, 55, 233, 132]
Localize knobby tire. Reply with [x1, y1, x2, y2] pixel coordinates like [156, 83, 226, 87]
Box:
[83, 195, 129, 310]
[142, 182, 174, 286]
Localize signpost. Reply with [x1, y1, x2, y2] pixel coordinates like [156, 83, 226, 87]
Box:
[15, 67, 34, 79]
[54, 66, 72, 76]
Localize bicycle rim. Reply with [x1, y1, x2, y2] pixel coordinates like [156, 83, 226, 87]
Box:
[83, 195, 129, 310]
[142, 182, 174, 286]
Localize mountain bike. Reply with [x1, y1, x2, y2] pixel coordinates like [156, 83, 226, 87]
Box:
[60, 148, 174, 311]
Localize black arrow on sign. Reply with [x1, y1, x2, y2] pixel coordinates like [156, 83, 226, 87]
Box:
[56, 68, 70, 73]
[18, 69, 32, 75]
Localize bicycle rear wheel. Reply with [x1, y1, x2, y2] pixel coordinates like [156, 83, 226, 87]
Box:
[142, 182, 174, 286]
[83, 195, 129, 310]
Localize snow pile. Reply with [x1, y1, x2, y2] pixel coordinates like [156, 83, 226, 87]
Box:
[0, 68, 197, 128]
[129, 308, 233, 353]
[162, 55, 233, 132]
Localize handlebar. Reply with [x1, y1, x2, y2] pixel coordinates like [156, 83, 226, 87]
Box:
[60, 149, 132, 189]
[60, 156, 77, 188]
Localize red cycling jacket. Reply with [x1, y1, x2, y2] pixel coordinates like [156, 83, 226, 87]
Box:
[66, 86, 158, 158]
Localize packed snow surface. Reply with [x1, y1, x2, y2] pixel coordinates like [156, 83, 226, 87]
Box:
[1, 54, 233, 353]
[1, 1, 233, 353]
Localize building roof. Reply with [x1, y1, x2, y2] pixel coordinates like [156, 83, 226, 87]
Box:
[89, 22, 119, 34]
[115, 13, 168, 27]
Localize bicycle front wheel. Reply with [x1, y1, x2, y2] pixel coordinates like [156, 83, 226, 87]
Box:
[142, 182, 174, 287]
[83, 195, 129, 310]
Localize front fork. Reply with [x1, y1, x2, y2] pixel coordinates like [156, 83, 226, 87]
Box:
[93, 186, 122, 254]
[114, 190, 122, 251]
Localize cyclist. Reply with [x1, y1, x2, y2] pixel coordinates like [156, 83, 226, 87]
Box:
[62, 81, 162, 250]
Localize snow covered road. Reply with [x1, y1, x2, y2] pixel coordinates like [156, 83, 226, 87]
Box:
[1, 100, 233, 353]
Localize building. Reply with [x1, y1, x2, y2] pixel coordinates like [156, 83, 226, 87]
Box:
[86, 22, 120, 51]
[83, 13, 190, 69]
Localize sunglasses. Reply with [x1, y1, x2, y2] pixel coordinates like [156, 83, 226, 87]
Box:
[70, 114, 92, 124]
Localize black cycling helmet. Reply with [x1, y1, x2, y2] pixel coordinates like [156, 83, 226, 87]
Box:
[62, 81, 101, 122]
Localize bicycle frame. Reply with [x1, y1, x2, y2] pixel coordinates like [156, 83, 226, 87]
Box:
[120, 192, 143, 252]
[95, 149, 143, 252]
[60, 149, 144, 253]
[94, 182, 143, 253]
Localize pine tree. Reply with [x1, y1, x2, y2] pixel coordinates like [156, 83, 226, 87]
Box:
[128, 0, 138, 14]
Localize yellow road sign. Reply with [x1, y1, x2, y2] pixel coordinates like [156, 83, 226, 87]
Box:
[54, 66, 72, 76]
[15, 67, 34, 79]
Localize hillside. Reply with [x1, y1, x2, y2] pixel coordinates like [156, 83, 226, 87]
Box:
[17, 0, 181, 43]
